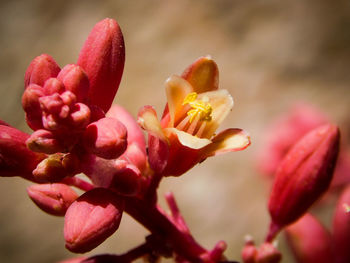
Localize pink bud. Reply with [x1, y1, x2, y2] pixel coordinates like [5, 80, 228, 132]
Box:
[57, 64, 89, 102]
[27, 183, 78, 216]
[106, 104, 146, 151]
[121, 143, 147, 172]
[32, 154, 69, 182]
[241, 237, 257, 263]
[255, 243, 281, 263]
[58, 257, 87, 263]
[111, 160, 142, 196]
[22, 84, 45, 130]
[83, 117, 127, 159]
[69, 102, 91, 129]
[24, 54, 61, 88]
[26, 129, 65, 154]
[257, 103, 328, 176]
[332, 185, 350, 263]
[77, 18, 125, 112]
[43, 77, 65, 95]
[285, 213, 332, 263]
[267, 124, 340, 241]
[64, 188, 124, 253]
[0, 125, 45, 181]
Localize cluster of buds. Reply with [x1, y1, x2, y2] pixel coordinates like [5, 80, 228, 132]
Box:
[0, 18, 253, 262]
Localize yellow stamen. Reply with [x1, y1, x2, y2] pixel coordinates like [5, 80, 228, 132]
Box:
[183, 92, 213, 123]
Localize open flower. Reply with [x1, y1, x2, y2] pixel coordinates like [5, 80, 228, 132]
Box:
[138, 56, 250, 176]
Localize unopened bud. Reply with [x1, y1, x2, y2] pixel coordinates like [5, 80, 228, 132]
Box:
[22, 84, 45, 130]
[255, 242, 281, 263]
[83, 117, 127, 159]
[58, 257, 87, 263]
[64, 188, 124, 253]
[27, 183, 78, 216]
[241, 236, 257, 263]
[0, 125, 45, 181]
[33, 153, 68, 182]
[26, 129, 64, 154]
[24, 54, 60, 87]
[77, 18, 125, 112]
[285, 213, 332, 263]
[332, 185, 350, 263]
[106, 104, 146, 151]
[69, 102, 91, 129]
[267, 124, 340, 241]
[111, 160, 142, 196]
[57, 64, 89, 102]
[43, 77, 65, 95]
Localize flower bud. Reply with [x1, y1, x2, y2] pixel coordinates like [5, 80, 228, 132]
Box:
[77, 18, 125, 112]
[24, 54, 60, 87]
[22, 84, 45, 130]
[43, 77, 65, 95]
[64, 188, 124, 253]
[267, 124, 340, 241]
[255, 242, 281, 263]
[257, 103, 328, 176]
[332, 185, 350, 263]
[111, 160, 142, 196]
[285, 213, 332, 263]
[32, 153, 69, 182]
[83, 117, 127, 159]
[69, 102, 91, 129]
[57, 64, 89, 102]
[58, 257, 87, 263]
[241, 236, 257, 263]
[26, 129, 65, 154]
[27, 183, 78, 216]
[0, 125, 45, 181]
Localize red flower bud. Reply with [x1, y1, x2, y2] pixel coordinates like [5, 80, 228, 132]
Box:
[22, 84, 45, 130]
[24, 54, 60, 88]
[77, 18, 125, 112]
[332, 185, 350, 263]
[27, 183, 78, 216]
[241, 236, 257, 263]
[106, 104, 146, 151]
[255, 242, 281, 263]
[64, 188, 124, 253]
[285, 213, 332, 263]
[111, 160, 142, 196]
[0, 125, 45, 181]
[57, 64, 89, 102]
[26, 129, 65, 154]
[58, 257, 87, 263]
[83, 117, 127, 159]
[267, 124, 340, 241]
[32, 153, 70, 182]
[43, 77, 65, 95]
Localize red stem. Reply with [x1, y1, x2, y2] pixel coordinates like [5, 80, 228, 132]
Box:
[124, 197, 207, 262]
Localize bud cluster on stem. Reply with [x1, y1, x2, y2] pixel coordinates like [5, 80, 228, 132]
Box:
[1, 15, 347, 263]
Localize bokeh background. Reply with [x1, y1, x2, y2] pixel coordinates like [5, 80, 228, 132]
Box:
[1, 0, 350, 262]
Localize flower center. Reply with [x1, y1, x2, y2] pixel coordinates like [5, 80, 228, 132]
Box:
[182, 92, 212, 123]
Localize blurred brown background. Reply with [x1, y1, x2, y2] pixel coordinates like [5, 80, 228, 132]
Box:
[1, 0, 350, 262]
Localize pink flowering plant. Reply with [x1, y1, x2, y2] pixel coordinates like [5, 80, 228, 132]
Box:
[0, 18, 347, 263]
